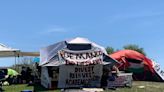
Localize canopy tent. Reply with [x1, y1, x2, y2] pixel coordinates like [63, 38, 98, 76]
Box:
[110, 50, 163, 81]
[0, 43, 40, 69]
[39, 37, 119, 89]
[19, 52, 39, 57]
[39, 37, 118, 66]
[0, 43, 39, 57]
[0, 44, 20, 57]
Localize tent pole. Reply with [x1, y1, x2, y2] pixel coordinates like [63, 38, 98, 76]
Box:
[15, 56, 16, 70]
[17, 54, 20, 72]
[13, 51, 17, 70]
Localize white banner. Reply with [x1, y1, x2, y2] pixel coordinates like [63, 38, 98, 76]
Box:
[59, 49, 103, 65]
[153, 62, 164, 80]
[58, 64, 103, 88]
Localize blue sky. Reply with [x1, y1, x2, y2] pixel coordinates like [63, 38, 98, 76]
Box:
[0, 0, 164, 68]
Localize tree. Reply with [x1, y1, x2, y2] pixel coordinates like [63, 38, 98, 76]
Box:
[123, 44, 146, 56]
[11, 57, 35, 73]
[106, 47, 115, 54]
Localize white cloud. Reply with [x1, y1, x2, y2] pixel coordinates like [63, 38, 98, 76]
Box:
[47, 27, 67, 33]
[39, 26, 68, 35]
[108, 11, 164, 23]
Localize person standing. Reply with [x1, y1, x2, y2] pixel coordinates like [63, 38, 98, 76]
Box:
[21, 67, 27, 84]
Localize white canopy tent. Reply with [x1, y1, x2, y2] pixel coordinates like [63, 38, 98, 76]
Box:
[0, 43, 40, 57]
[0, 44, 20, 57]
[0, 43, 40, 68]
[0, 43, 21, 68]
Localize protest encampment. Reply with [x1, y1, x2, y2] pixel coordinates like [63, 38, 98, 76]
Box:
[1, 1, 164, 91]
[39, 37, 131, 90]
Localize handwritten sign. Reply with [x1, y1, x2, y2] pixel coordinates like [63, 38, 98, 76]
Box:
[59, 50, 103, 65]
[153, 62, 164, 80]
[108, 73, 133, 87]
[58, 64, 103, 88]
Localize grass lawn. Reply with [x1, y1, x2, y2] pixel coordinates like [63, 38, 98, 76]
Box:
[2, 81, 164, 92]
[2, 84, 33, 92]
[104, 81, 164, 92]
[2, 84, 60, 92]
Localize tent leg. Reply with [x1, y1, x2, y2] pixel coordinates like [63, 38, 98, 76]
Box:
[15, 56, 16, 70]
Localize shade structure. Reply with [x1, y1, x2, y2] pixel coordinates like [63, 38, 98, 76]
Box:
[39, 37, 118, 66]
[0, 43, 40, 57]
[0, 44, 20, 57]
[19, 52, 39, 57]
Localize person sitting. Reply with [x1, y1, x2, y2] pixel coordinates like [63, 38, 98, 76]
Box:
[107, 65, 119, 90]
[101, 65, 119, 90]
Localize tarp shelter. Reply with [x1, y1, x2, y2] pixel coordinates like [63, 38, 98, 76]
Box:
[110, 50, 163, 81]
[39, 37, 118, 89]
[39, 37, 117, 66]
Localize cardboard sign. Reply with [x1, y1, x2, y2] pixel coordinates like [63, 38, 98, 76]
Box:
[108, 73, 133, 87]
[59, 50, 103, 65]
[58, 64, 103, 88]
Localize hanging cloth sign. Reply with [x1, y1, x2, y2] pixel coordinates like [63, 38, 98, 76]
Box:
[59, 49, 103, 65]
